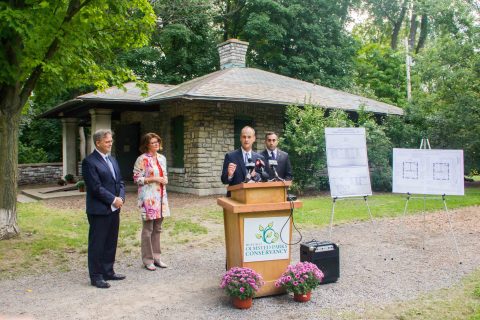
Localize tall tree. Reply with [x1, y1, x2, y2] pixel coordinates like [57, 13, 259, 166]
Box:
[359, 0, 409, 49]
[0, 0, 155, 240]
[122, 0, 220, 84]
[358, 0, 474, 52]
[239, 0, 358, 89]
[216, 0, 248, 40]
[354, 43, 407, 106]
[413, 29, 480, 171]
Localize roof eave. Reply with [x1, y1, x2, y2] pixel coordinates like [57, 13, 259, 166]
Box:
[149, 95, 404, 115]
[39, 99, 84, 118]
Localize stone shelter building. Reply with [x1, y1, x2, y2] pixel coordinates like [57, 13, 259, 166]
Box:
[42, 39, 403, 195]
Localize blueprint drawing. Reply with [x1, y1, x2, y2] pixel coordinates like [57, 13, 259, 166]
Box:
[325, 128, 372, 197]
[392, 148, 464, 195]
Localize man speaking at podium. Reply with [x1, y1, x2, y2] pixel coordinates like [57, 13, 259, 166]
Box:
[261, 131, 292, 181]
[221, 126, 265, 196]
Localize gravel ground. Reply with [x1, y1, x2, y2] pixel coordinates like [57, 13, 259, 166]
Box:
[1, 197, 479, 320]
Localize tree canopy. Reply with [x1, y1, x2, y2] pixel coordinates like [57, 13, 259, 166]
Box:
[121, 0, 219, 84]
[225, 0, 358, 89]
[0, 0, 156, 239]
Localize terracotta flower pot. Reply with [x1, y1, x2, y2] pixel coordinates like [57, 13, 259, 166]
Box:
[293, 291, 311, 302]
[232, 297, 253, 309]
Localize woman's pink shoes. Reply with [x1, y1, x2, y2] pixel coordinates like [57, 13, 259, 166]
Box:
[145, 260, 168, 271]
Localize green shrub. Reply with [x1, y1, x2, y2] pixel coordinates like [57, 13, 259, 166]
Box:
[282, 105, 394, 192]
[357, 108, 393, 191]
[75, 180, 85, 188]
[282, 105, 329, 192]
[18, 142, 49, 164]
[64, 174, 75, 183]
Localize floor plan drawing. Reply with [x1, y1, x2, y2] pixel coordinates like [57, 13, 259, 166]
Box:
[325, 128, 372, 198]
[393, 149, 464, 195]
[433, 162, 450, 180]
[402, 161, 419, 179]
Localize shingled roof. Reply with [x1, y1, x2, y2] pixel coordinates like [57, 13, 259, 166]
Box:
[146, 68, 403, 115]
[42, 67, 403, 118]
[80, 82, 174, 101]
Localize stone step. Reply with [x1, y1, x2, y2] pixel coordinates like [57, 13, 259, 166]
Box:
[17, 194, 38, 203]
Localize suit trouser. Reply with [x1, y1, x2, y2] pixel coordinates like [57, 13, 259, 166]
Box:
[87, 211, 120, 281]
[141, 218, 163, 265]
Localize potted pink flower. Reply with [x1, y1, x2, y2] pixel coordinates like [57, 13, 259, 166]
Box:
[220, 267, 264, 309]
[275, 261, 324, 302]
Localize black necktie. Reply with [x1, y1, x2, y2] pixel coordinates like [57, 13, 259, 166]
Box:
[271, 151, 276, 160]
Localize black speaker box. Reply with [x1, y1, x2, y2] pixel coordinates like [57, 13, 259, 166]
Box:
[300, 240, 340, 284]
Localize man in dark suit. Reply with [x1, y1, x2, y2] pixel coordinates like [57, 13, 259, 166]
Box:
[82, 129, 126, 289]
[261, 131, 293, 181]
[221, 126, 265, 195]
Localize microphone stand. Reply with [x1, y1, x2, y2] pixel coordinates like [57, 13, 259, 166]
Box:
[244, 158, 255, 183]
[268, 159, 284, 182]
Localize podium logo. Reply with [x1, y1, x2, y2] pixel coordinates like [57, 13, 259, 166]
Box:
[255, 222, 280, 244]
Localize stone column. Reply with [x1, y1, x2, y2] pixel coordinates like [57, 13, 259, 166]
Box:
[89, 109, 112, 153]
[61, 118, 78, 177]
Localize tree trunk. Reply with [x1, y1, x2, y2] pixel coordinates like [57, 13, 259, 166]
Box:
[408, 13, 418, 51]
[0, 87, 22, 240]
[415, 15, 428, 54]
[391, 0, 409, 50]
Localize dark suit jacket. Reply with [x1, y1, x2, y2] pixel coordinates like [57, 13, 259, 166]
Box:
[261, 149, 293, 181]
[82, 150, 126, 216]
[221, 149, 265, 187]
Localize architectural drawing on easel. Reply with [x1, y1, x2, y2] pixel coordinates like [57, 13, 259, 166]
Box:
[393, 148, 464, 195]
[325, 128, 372, 198]
[433, 162, 450, 180]
[402, 161, 418, 179]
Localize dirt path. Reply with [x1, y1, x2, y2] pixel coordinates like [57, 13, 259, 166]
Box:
[1, 205, 479, 320]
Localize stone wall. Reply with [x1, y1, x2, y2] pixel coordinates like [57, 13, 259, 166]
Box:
[18, 163, 63, 185]
[18, 162, 84, 185]
[119, 101, 285, 195]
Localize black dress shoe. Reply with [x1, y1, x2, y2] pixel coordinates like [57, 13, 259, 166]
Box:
[104, 273, 126, 281]
[91, 279, 110, 289]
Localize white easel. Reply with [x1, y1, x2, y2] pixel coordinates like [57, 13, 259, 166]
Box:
[329, 195, 374, 239]
[402, 138, 462, 263]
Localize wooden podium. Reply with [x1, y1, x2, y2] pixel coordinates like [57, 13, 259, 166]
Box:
[217, 181, 302, 297]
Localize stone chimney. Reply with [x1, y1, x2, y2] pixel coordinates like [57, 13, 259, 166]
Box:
[217, 39, 249, 69]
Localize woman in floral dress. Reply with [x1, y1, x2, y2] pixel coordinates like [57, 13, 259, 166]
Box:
[133, 133, 170, 271]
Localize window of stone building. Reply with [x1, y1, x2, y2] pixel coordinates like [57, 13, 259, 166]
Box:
[234, 116, 255, 150]
[171, 116, 184, 168]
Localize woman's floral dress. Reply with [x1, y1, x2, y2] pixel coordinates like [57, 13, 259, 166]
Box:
[133, 153, 170, 220]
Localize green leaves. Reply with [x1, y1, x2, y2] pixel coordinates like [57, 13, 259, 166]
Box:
[412, 29, 480, 171]
[120, 0, 219, 84]
[1, 0, 156, 95]
[282, 104, 351, 192]
[241, 0, 357, 89]
[354, 43, 407, 106]
[283, 104, 397, 192]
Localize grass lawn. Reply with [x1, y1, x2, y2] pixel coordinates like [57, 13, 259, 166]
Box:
[1, 185, 479, 319]
[295, 187, 480, 227]
[356, 269, 480, 320]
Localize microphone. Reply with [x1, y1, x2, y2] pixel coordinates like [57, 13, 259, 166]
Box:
[255, 159, 270, 182]
[268, 159, 283, 181]
[244, 158, 255, 182]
